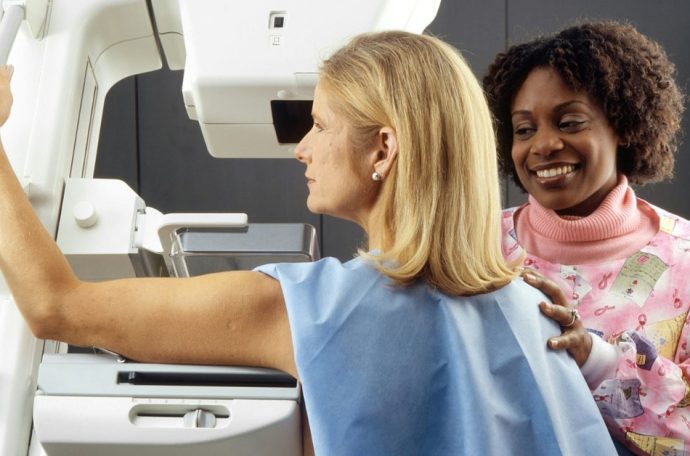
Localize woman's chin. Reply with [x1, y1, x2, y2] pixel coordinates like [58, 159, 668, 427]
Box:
[306, 199, 324, 215]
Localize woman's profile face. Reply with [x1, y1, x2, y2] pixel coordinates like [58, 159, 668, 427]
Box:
[294, 83, 376, 223]
[510, 67, 620, 217]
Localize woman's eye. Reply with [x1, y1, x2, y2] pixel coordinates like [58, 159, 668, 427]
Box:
[559, 120, 587, 131]
[513, 126, 534, 138]
[313, 122, 324, 132]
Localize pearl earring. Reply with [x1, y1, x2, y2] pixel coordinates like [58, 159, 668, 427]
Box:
[372, 171, 383, 182]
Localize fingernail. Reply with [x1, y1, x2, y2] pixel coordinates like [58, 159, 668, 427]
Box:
[523, 272, 536, 282]
[549, 339, 559, 349]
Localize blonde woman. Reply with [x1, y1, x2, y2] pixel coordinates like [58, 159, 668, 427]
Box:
[0, 32, 613, 455]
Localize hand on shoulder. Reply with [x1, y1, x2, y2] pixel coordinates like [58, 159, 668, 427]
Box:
[522, 269, 593, 366]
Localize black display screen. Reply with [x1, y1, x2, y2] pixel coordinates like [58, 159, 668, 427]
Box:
[271, 99, 313, 144]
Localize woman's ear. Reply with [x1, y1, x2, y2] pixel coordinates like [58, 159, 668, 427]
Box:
[371, 126, 398, 179]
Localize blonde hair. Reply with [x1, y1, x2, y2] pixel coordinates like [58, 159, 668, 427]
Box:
[320, 31, 517, 295]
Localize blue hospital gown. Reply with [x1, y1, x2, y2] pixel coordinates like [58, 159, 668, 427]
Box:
[256, 257, 615, 455]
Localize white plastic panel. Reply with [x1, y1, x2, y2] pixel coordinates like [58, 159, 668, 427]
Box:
[150, 0, 181, 35]
[150, 0, 185, 69]
[56, 179, 144, 281]
[0, 290, 43, 456]
[202, 123, 297, 159]
[0, 3, 162, 453]
[178, 0, 441, 157]
[23, 0, 50, 39]
[158, 32, 185, 70]
[69, 62, 97, 178]
[0, 12, 57, 431]
[34, 396, 300, 456]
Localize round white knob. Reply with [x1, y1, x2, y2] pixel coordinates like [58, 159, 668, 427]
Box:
[277, 90, 292, 99]
[73, 201, 98, 228]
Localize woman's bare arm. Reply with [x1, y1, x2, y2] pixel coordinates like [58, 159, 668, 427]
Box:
[0, 66, 296, 377]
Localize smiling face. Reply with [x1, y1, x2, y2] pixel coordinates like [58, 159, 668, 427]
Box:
[294, 83, 378, 224]
[510, 67, 620, 217]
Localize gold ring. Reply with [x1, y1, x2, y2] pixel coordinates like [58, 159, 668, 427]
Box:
[563, 309, 580, 328]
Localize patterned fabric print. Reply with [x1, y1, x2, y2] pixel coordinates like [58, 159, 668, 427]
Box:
[626, 432, 684, 456]
[502, 202, 690, 455]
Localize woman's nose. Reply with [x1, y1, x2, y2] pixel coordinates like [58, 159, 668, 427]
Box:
[294, 131, 311, 163]
[530, 128, 564, 156]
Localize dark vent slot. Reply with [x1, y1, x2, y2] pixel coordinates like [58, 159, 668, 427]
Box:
[117, 371, 297, 388]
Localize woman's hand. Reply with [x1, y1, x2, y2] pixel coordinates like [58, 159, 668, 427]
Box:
[522, 269, 593, 366]
[0, 65, 13, 127]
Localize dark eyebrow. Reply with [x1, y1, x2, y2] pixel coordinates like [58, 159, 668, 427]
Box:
[511, 100, 591, 118]
[511, 110, 530, 119]
[553, 100, 591, 113]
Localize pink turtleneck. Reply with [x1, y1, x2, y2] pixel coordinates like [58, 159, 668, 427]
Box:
[514, 175, 659, 265]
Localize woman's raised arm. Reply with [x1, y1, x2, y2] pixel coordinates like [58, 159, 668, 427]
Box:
[0, 66, 295, 377]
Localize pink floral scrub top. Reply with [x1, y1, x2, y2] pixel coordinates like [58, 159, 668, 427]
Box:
[502, 202, 690, 455]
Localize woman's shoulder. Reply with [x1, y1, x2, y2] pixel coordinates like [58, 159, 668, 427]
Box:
[255, 255, 371, 280]
[639, 198, 690, 240]
[458, 278, 547, 315]
[486, 277, 548, 307]
[254, 256, 384, 301]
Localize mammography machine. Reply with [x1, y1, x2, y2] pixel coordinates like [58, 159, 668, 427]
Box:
[0, 0, 440, 454]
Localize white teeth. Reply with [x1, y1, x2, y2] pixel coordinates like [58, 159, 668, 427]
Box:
[536, 165, 575, 178]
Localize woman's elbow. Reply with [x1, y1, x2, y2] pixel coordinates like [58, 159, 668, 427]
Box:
[22, 296, 63, 340]
[27, 317, 53, 340]
[18, 283, 79, 341]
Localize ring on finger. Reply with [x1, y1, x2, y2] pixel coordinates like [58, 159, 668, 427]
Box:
[563, 309, 580, 328]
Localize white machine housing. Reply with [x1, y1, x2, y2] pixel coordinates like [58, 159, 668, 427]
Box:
[0, 0, 441, 455]
[34, 354, 302, 456]
[170, 0, 441, 157]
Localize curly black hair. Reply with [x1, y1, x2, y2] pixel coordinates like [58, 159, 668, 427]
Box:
[483, 21, 685, 188]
